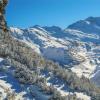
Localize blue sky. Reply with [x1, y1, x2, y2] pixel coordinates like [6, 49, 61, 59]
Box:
[6, 0, 100, 28]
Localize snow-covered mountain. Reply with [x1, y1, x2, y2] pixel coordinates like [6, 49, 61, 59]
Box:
[10, 17, 100, 87]
[0, 1, 100, 99]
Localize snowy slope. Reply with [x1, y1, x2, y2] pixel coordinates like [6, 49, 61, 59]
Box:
[0, 57, 92, 100]
[0, 57, 32, 100]
[41, 70, 91, 100]
[0, 57, 54, 100]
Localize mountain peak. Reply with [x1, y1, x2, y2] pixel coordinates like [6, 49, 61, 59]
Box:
[86, 16, 100, 21]
[85, 16, 100, 26]
[67, 17, 100, 34]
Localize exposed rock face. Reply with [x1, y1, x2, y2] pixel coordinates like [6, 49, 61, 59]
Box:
[0, 0, 8, 32]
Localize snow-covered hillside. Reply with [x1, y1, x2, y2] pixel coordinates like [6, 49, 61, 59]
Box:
[0, 57, 53, 100]
[0, 58, 32, 100]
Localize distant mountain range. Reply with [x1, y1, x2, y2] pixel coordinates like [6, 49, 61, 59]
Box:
[10, 17, 100, 87]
